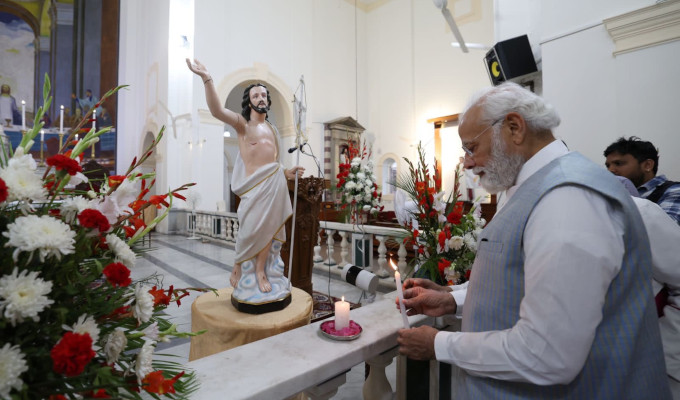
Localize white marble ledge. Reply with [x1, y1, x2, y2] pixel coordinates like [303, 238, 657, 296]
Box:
[187, 291, 432, 400]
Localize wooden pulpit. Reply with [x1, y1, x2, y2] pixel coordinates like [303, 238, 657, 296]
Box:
[282, 177, 326, 296]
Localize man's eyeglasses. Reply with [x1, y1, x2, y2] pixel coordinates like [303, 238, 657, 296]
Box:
[461, 118, 504, 158]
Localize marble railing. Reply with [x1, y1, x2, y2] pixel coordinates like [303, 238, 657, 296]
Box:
[179, 209, 444, 398]
[182, 209, 411, 278]
[186, 292, 437, 400]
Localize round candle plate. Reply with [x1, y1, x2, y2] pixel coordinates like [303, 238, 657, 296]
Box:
[320, 320, 362, 341]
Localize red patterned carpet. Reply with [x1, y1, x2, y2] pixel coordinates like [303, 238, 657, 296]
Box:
[312, 291, 361, 323]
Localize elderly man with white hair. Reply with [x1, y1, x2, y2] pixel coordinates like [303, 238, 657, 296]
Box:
[397, 82, 671, 399]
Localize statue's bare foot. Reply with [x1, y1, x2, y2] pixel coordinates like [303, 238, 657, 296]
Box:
[230, 265, 242, 288]
[257, 271, 272, 293]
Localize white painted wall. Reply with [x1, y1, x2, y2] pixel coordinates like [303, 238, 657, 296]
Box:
[496, 0, 680, 179]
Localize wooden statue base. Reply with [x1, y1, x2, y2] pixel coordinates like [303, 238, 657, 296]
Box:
[231, 292, 292, 314]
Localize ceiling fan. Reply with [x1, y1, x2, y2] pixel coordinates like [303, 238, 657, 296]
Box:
[432, 0, 469, 53]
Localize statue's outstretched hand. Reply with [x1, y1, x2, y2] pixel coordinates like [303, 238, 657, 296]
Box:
[186, 58, 209, 80]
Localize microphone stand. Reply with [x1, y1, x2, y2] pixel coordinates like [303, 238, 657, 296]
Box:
[287, 75, 306, 288]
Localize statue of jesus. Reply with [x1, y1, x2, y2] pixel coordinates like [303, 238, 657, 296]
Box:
[186, 59, 304, 294]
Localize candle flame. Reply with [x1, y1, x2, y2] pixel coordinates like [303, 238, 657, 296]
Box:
[341, 296, 345, 302]
[60, 105, 64, 110]
[390, 259, 397, 271]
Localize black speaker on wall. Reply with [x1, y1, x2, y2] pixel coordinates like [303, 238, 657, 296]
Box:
[484, 35, 537, 86]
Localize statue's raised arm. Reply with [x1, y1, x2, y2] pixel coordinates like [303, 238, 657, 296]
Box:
[186, 58, 244, 131]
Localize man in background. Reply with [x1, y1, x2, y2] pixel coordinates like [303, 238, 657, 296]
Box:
[605, 136, 680, 224]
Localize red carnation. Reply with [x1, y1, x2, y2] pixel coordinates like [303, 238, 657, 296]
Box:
[51, 332, 95, 377]
[46, 154, 83, 176]
[447, 202, 464, 225]
[78, 209, 111, 232]
[103, 262, 132, 287]
[0, 177, 7, 203]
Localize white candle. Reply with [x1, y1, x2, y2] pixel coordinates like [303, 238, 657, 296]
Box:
[392, 260, 410, 329]
[59, 105, 64, 133]
[21, 100, 25, 130]
[40, 129, 44, 142]
[75, 133, 79, 141]
[92, 109, 96, 131]
[334, 296, 350, 330]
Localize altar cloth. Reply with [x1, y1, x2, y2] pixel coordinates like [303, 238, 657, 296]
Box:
[189, 287, 313, 361]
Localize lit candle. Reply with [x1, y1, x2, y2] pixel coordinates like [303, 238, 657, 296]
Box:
[92, 109, 96, 131]
[75, 133, 79, 141]
[59, 105, 64, 133]
[40, 129, 44, 142]
[334, 296, 350, 330]
[21, 100, 26, 130]
[391, 259, 410, 329]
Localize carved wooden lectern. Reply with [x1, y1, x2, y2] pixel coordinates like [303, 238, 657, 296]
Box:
[281, 177, 327, 296]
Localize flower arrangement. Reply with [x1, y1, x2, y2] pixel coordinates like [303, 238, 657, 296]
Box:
[0, 75, 207, 399]
[394, 143, 484, 284]
[335, 139, 383, 224]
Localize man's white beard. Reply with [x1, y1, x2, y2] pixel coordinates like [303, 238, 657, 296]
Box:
[473, 133, 525, 194]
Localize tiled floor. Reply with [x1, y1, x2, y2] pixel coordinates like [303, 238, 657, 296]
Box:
[133, 233, 398, 399]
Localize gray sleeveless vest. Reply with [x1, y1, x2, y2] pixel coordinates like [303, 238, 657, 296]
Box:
[458, 152, 670, 399]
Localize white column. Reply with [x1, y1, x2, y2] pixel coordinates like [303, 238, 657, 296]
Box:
[363, 348, 397, 400]
[374, 235, 390, 278]
[338, 231, 349, 267]
[324, 230, 336, 266]
[313, 227, 323, 263]
[304, 372, 347, 400]
[398, 241, 408, 273]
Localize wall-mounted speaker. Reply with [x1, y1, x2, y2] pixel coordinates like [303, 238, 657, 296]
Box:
[484, 35, 537, 86]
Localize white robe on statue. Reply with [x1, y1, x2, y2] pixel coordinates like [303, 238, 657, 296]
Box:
[231, 153, 292, 264]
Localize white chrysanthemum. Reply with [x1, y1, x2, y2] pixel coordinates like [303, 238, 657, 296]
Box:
[355, 182, 364, 191]
[362, 205, 371, 212]
[344, 181, 356, 190]
[0, 343, 29, 399]
[60, 196, 91, 223]
[0, 268, 54, 327]
[449, 236, 464, 251]
[356, 172, 366, 180]
[0, 159, 47, 203]
[364, 179, 372, 187]
[353, 194, 363, 202]
[3, 215, 76, 263]
[132, 284, 154, 323]
[134, 339, 155, 384]
[363, 194, 372, 202]
[63, 314, 100, 349]
[104, 328, 128, 364]
[350, 157, 361, 167]
[347, 173, 355, 179]
[364, 186, 372, 195]
[463, 233, 477, 251]
[106, 234, 136, 268]
[141, 321, 160, 341]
